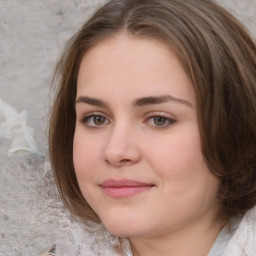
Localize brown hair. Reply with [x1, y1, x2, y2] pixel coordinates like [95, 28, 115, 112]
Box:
[49, 0, 256, 222]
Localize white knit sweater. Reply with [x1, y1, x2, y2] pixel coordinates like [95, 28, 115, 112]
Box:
[40, 206, 256, 256]
[223, 206, 256, 256]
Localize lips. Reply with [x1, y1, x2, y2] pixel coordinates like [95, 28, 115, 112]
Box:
[100, 179, 155, 198]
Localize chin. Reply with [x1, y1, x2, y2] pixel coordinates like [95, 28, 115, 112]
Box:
[100, 213, 147, 237]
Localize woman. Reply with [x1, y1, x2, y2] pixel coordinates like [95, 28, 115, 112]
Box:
[48, 0, 256, 255]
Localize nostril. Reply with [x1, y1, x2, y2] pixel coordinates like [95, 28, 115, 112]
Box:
[102, 141, 141, 166]
[105, 158, 131, 166]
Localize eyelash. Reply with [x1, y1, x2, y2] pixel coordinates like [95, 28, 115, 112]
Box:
[80, 112, 176, 129]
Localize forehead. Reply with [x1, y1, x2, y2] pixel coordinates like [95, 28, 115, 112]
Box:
[77, 33, 195, 106]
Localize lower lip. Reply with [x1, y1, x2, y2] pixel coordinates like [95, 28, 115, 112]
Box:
[102, 186, 154, 198]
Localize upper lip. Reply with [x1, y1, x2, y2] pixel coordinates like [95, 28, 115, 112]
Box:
[101, 179, 154, 188]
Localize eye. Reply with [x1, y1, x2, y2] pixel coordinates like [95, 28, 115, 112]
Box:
[81, 114, 109, 127]
[146, 114, 176, 128]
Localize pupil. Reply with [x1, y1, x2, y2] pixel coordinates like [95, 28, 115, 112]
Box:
[154, 117, 165, 126]
[94, 116, 104, 125]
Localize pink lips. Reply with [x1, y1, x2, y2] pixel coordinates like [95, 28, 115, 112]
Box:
[100, 179, 154, 198]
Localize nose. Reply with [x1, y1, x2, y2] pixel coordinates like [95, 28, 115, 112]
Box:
[102, 123, 141, 167]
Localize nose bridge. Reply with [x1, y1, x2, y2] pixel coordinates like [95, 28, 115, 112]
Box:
[103, 119, 140, 166]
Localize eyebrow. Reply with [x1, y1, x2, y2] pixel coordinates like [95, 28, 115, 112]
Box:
[134, 95, 192, 108]
[75, 95, 192, 108]
[75, 96, 109, 108]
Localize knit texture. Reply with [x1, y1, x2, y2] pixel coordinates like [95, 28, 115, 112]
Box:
[223, 207, 256, 256]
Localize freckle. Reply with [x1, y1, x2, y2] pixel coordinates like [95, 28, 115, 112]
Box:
[1, 233, 5, 238]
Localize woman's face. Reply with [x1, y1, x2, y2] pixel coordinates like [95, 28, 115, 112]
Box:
[73, 33, 220, 238]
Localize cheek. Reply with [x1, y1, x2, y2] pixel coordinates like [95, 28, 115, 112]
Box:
[145, 129, 219, 214]
[73, 130, 101, 181]
[145, 127, 210, 185]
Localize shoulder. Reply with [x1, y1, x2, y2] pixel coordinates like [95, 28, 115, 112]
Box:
[223, 206, 256, 256]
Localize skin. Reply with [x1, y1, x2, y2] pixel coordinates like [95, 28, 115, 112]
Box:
[73, 33, 223, 256]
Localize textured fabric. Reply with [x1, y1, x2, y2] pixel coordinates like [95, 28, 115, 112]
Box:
[207, 218, 240, 256]
[39, 206, 256, 256]
[0, 99, 41, 156]
[223, 207, 256, 256]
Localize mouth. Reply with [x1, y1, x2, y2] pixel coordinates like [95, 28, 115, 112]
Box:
[100, 179, 155, 198]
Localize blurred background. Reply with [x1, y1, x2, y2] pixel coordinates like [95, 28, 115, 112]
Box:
[0, 0, 255, 255]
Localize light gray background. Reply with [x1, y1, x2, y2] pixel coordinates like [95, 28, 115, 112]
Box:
[0, 1, 255, 255]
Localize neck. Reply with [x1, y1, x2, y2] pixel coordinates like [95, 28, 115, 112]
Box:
[129, 217, 225, 256]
